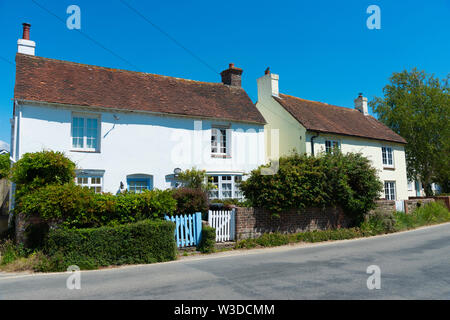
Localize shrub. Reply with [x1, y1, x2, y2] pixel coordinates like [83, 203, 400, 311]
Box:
[43, 219, 177, 271]
[17, 184, 177, 229]
[173, 187, 208, 216]
[210, 198, 252, 209]
[235, 228, 364, 249]
[197, 225, 216, 253]
[0, 240, 29, 265]
[360, 210, 396, 236]
[177, 167, 216, 192]
[0, 153, 10, 179]
[394, 201, 450, 231]
[11, 150, 76, 198]
[240, 152, 383, 222]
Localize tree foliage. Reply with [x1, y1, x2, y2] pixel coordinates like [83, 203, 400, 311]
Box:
[240, 152, 383, 223]
[11, 150, 76, 198]
[370, 69, 450, 195]
[176, 167, 216, 192]
[0, 153, 10, 179]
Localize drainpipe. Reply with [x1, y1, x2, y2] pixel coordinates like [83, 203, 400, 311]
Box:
[310, 132, 319, 156]
[8, 100, 19, 226]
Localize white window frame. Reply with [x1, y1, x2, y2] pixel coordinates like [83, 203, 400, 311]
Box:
[325, 140, 340, 154]
[75, 170, 104, 194]
[208, 175, 243, 200]
[382, 146, 394, 168]
[211, 126, 231, 158]
[384, 181, 396, 200]
[407, 181, 413, 191]
[71, 113, 101, 152]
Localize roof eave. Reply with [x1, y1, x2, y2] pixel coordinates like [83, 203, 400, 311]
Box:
[14, 98, 267, 126]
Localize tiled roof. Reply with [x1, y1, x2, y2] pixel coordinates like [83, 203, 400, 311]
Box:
[273, 94, 407, 144]
[14, 54, 266, 124]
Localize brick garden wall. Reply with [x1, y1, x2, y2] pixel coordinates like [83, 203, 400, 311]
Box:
[372, 198, 435, 215]
[234, 207, 352, 240]
[234, 197, 440, 240]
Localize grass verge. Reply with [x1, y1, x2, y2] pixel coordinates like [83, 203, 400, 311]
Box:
[235, 201, 450, 249]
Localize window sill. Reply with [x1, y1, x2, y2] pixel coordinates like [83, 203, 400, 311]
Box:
[383, 166, 395, 171]
[211, 154, 231, 159]
[70, 149, 100, 153]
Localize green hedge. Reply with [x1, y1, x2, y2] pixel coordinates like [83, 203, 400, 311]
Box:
[240, 152, 383, 223]
[197, 226, 216, 253]
[42, 219, 177, 271]
[17, 184, 177, 228]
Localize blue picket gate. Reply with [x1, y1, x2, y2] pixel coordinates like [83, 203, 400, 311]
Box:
[165, 212, 202, 248]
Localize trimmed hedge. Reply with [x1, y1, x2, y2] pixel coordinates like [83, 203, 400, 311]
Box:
[197, 226, 216, 253]
[43, 219, 177, 271]
[17, 184, 177, 228]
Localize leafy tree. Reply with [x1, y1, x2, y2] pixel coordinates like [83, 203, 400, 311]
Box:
[0, 153, 10, 179]
[176, 167, 216, 192]
[11, 150, 76, 198]
[370, 69, 449, 196]
[240, 152, 383, 223]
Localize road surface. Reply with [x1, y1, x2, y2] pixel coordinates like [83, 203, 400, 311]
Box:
[1, 223, 449, 299]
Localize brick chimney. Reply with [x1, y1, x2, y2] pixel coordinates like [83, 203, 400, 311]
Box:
[17, 23, 35, 55]
[221, 63, 243, 87]
[354, 93, 369, 115]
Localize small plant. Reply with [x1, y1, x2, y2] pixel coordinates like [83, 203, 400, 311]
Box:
[176, 168, 216, 192]
[360, 210, 396, 236]
[0, 240, 29, 265]
[173, 187, 208, 216]
[197, 226, 216, 253]
[0, 152, 10, 179]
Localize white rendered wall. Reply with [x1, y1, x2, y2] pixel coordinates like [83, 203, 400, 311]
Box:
[306, 133, 409, 200]
[16, 103, 265, 194]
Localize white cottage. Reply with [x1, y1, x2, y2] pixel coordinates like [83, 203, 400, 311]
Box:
[256, 70, 409, 200]
[11, 24, 266, 199]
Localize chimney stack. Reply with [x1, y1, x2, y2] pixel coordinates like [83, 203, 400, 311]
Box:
[257, 68, 279, 100]
[354, 93, 369, 115]
[221, 63, 243, 87]
[18, 23, 35, 55]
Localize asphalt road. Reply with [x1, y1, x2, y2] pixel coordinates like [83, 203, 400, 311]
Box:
[1, 223, 450, 300]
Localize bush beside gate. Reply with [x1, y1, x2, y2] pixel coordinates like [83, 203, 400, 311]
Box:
[42, 219, 177, 271]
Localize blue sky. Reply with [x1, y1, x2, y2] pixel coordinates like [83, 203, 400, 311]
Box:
[0, 0, 449, 150]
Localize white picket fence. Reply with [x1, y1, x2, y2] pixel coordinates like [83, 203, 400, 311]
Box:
[208, 209, 235, 242]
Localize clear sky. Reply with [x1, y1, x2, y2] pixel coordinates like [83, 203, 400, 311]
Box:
[0, 0, 449, 150]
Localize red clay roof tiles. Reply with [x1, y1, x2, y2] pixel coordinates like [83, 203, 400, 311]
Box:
[14, 54, 266, 124]
[273, 94, 406, 144]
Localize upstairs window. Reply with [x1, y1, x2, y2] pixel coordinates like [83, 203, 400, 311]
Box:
[211, 127, 229, 157]
[72, 114, 100, 151]
[325, 140, 340, 154]
[382, 146, 394, 167]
